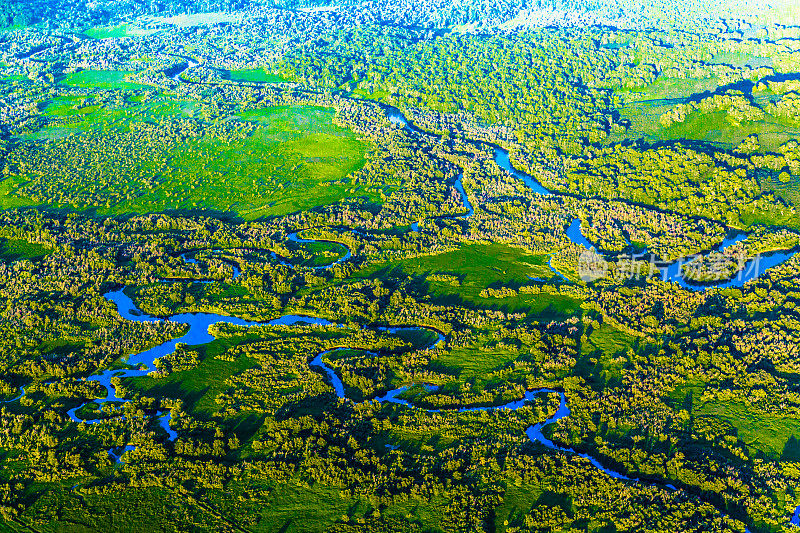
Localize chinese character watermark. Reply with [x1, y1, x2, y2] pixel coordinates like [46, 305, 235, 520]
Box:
[577, 250, 764, 284]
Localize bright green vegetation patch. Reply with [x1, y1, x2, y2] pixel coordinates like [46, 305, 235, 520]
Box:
[711, 51, 772, 69]
[610, 73, 800, 153]
[18, 96, 115, 142]
[618, 75, 720, 103]
[369, 242, 550, 287]
[583, 323, 635, 357]
[128, 336, 258, 418]
[60, 70, 150, 90]
[578, 323, 636, 389]
[74, 401, 125, 421]
[613, 97, 800, 152]
[289, 239, 349, 267]
[391, 327, 440, 352]
[0, 237, 51, 261]
[227, 68, 287, 83]
[434, 333, 521, 379]
[250, 480, 445, 532]
[41, 95, 98, 118]
[28, 486, 207, 532]
[738, 202, 800, 229]
[83, 24, 131, 39]
[495, 481, 618, 532]
[3, 101, 374, 219]
[38, 338, 85, 359]
[764, 173, 800, 208]
[493, 483, 548, 532]
[252, 481, 362, 532]
[83, 23, 160, 39]
[351, 87, 391, 102]
[661, 110, 800, 150]
[121, 106, 373, 218]
[695, 399, 800, 458]
[362, 243, 581, 316]
[0, 73, 29, 83]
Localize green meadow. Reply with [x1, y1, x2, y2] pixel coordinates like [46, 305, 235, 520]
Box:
[0, 237, 52, 261]
[4, 91, 375, 219]
[83, 24, 160, 39]
[60, 69, 151, 90]
[227, 68, 287, 83]
[696, 399, 800, 459]
[361, 243, 581, 317]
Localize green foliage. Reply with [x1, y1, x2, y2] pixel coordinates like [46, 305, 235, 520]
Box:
[4, 99, 373, 219]
[5, 5, 800, 532]
[227, 68, 287, 84]
[0, 237, 51, 261]
[60, 70, 151, 90]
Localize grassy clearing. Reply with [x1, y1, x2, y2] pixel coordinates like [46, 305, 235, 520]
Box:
[252, 481, 360, 532]
[60, 70, 151, 91]
[360, 243, 581, 317]
[493, 482, 546, 531]
[28, 486, 197, 532]
[227, 68, 286, 83]
[663, 111, 800, 150]
[583, 323, 635, 357]
[83, 24, 131, 39]
[351, 87, 392, 101]
[0, 177, 38, 209]
[578, 323, 636, 389]
[710, 52, 772, 69]
[609, 72, 800, 151]
[613, 96, 800, 150]
[763, 173, 800, 210]
[120, 106, 373, 218]
[27, 96, 190, 137]
[695, 399, 800, 458]
[434, 333, 520, 379]
[618, 76, 720, 103]
[83, 24, 160, 39]
[127, 336, 258, 418]
[0, 238, 51, 261]
[496, 479, 627, 532]
[382, 493, 449, 531]
[250, 480, 446, 532]
[6, 100, 375, 219]
[289, 239, 349, 267]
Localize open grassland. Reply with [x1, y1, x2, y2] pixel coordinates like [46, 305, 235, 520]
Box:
[695, 399, 800, 459]
[247, 480, 448, 532]
[60, 69, 151, 90]
[361, 243, 582, 318]
[617, 98, 800, 151]
[83, 23, 160, 39]
[226, 68, 287, 84]
[0, 237, 51, 261]
[3, 93, 374, 219]
[434, 333, 524, 379]
[29, 487, 204, 532]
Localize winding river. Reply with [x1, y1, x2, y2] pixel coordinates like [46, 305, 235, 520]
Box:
[42, 43, 794, 291]
[56, 284, 758, 520]
[13, 46, 793, 523]
[69, 285, 642, 486]
[388, 107, 798, 291]
[566, 217, 798, 290]
[3, 249, 621, 476]
[286, 231, 352, 268]
[17, 37, 799, 291]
